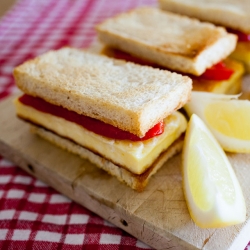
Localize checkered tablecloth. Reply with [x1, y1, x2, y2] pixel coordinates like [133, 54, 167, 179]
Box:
[0, 0, 249, 249]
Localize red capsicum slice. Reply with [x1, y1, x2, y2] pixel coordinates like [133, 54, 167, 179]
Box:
[19, 94, 164, 141]
[227, 28, 250, 42]
[199, 61, 234, 81]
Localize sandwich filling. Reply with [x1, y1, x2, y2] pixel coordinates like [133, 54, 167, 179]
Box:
[228, 29, 250, 72]
[191, 59, 244, 94]
[15, 95, 187, 175]
[18, 94, 164, 142]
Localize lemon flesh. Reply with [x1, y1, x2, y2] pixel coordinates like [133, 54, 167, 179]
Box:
[188, 128, 235, 211]
[184, 91, 250, 153]
[183, 114, 246, 228]
[205, 101, 250, 140]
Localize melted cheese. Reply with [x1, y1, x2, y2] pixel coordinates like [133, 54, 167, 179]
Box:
[15, 99, 187, 174]
[192, 58, 244, 94]
[230, 42, 250, 73]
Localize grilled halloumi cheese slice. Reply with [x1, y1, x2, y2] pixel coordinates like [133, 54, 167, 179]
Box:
[230, 42, 250, 73]
[14, 98, 187, 175]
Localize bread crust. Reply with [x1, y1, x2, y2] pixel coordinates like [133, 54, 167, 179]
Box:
[13, 47, 192, 137]
[30, 124, 184, 192]
[96, 7, 237, 76]
[159, 0, 250, 34]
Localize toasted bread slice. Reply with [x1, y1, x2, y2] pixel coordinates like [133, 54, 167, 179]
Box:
[159, 0, 250, 34]
[13, 47, 192, 138]
[30, 124, 184, 192]
[96, 7, 237, 76]
[100, 46, 244, 94]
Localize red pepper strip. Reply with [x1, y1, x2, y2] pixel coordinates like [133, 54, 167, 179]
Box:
[19, 94, 164, 141]
[199, 61, 234, 81]
[227, 28, 250, 42]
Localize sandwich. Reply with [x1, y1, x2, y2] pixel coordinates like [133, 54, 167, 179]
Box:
[96, 7, 244, 94]
[13, 47, 192, 192]
[158, 0, 250, 73]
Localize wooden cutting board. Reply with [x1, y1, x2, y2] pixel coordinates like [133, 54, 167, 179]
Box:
[1, 93, 250, 250]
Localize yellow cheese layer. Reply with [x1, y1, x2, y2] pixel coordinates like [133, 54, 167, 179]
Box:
[192, 58, 244, 94]
[230, 42, 250, 73]
[15, 99, 187, 175]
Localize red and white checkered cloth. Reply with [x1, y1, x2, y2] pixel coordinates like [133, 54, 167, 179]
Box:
[0, 0, 156, 249]
[0, 0, 249, 249]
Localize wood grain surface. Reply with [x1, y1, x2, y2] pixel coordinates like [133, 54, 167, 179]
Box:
[0, 94, 250, 250]
[0, 0, 16, 18]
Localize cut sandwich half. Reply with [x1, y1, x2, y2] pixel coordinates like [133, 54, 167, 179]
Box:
[13, 47, 192, 192]
[96, 7, 244, 94]
[159, 0, 250, 73]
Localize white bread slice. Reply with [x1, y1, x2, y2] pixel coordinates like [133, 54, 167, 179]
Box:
[30, 124, 184, 192]
[13, 47, 192, 138]
[159, 0, 250, 34]
[96, 7, 237, 76]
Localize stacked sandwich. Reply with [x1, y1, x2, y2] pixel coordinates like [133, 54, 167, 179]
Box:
[13, 48, 192, 191]
[159, 0, 250, 73]
[13, 4, 245, 193]
[96, 7, 244, 94]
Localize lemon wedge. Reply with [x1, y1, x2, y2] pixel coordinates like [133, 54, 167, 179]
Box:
[184, 91, 250, 153]
[182, 114, 246, 228]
